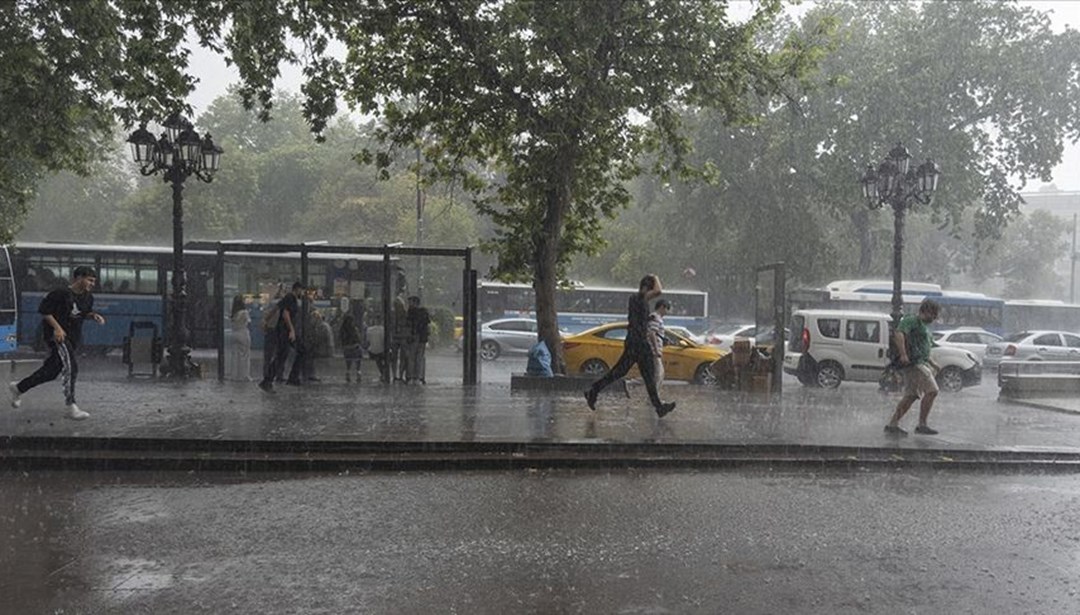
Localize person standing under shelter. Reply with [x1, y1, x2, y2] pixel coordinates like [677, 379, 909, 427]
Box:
[885, 298, 942, 437]
[339, 312, 365, 383]
[405, 296, 431, 384]
[228, 295, 251, 381]
[366, 316, 388, 383]
[390, 295, 409, 382]
[584, 274, 676, 417]
[9, 266, 105, 420]
[259, 282, 302, 392]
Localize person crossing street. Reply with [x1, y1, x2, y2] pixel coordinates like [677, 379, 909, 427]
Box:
[584, 274, 676, 418]
[9, 266, 105, 420]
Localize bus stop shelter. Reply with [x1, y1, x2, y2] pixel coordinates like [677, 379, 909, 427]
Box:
[192, 241, 479, 385]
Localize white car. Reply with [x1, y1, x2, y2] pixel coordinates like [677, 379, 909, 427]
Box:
[666, 325, 705, 345]
[704, 323, 757, 349]
[783, 309, 981, 392]
[478, 318, 569, 361]
[984, 330, 1080, 371]
[932, 328, 1003, 362]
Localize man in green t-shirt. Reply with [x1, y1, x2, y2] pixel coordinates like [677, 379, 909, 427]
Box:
[884, 299, 942, 437]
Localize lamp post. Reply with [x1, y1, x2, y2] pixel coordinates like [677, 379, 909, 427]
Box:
[859, 143, 941, 326]
[127, 112, 223, 379]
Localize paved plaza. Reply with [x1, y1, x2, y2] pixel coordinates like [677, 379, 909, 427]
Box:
[3, 349, 1080, 469]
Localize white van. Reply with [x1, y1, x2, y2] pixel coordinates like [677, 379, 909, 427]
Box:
[783, 309, 981, 392]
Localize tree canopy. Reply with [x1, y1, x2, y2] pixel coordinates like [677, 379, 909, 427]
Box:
[572, 0, 1080, 316]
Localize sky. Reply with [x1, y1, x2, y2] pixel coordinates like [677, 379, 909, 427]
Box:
[185, 0, 1080, 192]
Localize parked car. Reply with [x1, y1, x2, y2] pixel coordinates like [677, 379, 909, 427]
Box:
[666, 325, 705, 345]
[704, 323, 787, 350]
[478, 317, 568, 361]
[704, 323, 756, 349]
[563, 322, 725, 384]
[783, 309, 981, 392]
[983, 330, 1080, 371]
[931, 328, 1002, 362]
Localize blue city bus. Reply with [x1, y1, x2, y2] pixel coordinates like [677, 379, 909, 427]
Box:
[8, 242, 403, 352]
[0, 246, 16, 354]
[478, 281, 710, 333]
[788, 279, 1005, 334]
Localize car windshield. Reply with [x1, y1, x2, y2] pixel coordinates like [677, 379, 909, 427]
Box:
[1005, 331, 1032, 342]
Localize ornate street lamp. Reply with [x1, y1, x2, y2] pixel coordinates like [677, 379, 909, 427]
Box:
[127, 114, 224, 379]
[859, 142, 941, 326]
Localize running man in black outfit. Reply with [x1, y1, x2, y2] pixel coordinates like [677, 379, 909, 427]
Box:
[9, 266, 105, 420]
[585, 274, 676, 417]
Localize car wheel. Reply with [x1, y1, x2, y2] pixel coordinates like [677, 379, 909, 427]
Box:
[937, 366, 964, 393]
[480, 340, 501, 361]
[581, 358, 608, 377]
[815, 361, 844, 389]
[693, 363, 717, 385]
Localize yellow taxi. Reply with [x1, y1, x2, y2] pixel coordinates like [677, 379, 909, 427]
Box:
[562, 322, 725, 384]
[453, 316, 464, 341]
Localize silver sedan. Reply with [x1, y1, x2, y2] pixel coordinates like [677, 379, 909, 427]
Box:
[478, 318, 568, 361]
[984, 330, 1080, 370]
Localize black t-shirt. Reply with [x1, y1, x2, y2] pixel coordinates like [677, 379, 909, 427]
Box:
[39, 287, 95, 347]
[626, 293, 649, 347]
[276, 293, 299, 331]
[407, 306, 431, 342]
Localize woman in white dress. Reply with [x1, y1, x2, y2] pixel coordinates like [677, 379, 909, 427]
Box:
[228, 295, 252, 380]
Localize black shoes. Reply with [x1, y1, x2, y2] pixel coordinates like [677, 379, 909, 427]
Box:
[584, 389, 597, 411]
[258, 381, 274, 393]
[885, 424, 937, 436]
[656, 401, 676, 418]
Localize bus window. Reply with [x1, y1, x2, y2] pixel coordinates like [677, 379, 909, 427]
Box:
[98, 258, 161, 294]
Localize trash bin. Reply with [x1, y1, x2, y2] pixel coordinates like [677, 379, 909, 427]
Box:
[122, 321, 163, 378]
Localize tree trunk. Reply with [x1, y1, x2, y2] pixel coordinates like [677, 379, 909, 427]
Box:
[533, 161, 573, 375]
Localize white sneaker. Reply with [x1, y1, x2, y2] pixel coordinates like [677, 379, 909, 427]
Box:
[66, 403, 89, 420]
[8, 382, 20, 409]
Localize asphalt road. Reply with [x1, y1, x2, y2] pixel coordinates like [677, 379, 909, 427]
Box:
[4, 467, 1080, 614]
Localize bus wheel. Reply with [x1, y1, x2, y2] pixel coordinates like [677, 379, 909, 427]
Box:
[480, 340, 501, 361]
[581, 359, 608, 377]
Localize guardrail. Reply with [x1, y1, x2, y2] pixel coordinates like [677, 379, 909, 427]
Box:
[998, 360, 1080, 397]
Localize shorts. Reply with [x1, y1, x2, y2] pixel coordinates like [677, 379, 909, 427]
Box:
[902, 363, 939, 398]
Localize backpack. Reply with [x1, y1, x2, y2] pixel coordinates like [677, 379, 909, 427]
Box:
[260, 304, 281, 332]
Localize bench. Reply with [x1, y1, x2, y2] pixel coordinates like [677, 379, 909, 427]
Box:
[998, 360, 1080, 397]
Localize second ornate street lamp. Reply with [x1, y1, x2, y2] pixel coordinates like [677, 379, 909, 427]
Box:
[859, 143, 941, 327]
[127, 112, 224, 379]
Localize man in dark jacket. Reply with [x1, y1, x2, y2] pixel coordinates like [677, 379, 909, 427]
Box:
[259, 281, 302, 392]
[404, 296, 431, 384]
[9, 266, 105, 419]
[584, 274, 676, 417]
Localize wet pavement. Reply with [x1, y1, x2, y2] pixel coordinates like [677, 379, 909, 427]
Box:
[4, 467, 1080, 614]
[2, 349, 1080, 468]
[6, 352, 1080, 613]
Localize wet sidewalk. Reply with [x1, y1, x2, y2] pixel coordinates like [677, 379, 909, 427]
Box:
[3, 354, 1080, 469]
